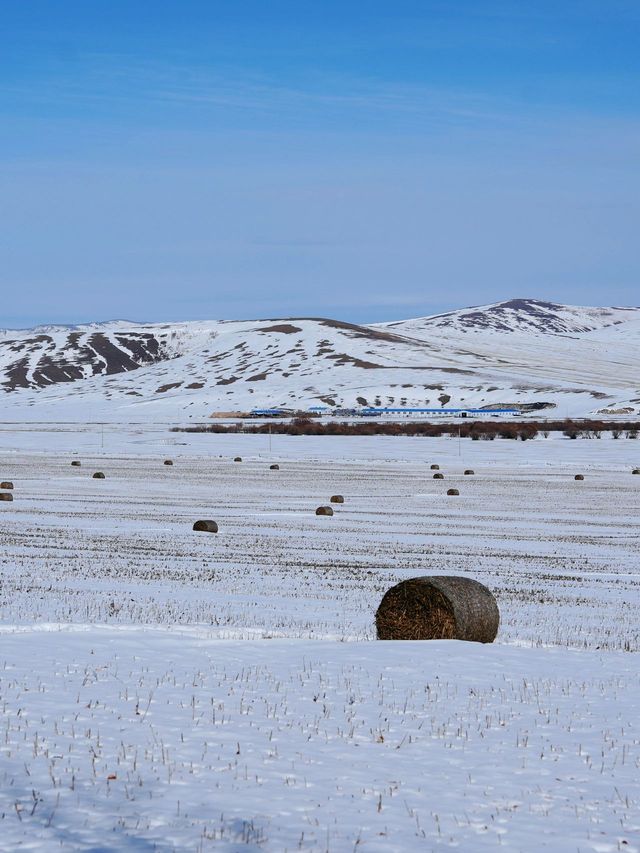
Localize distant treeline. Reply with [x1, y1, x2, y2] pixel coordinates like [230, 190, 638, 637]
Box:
[173, 418, 640, 440]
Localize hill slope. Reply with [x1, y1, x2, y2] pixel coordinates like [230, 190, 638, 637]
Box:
[2, 300, 639, 420]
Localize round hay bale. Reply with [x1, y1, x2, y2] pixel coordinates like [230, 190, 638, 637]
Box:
[193, 520, 218, 533]
[269, 464, 280, 470]
[633, 468, 640, 475]
[234, 457, 242, 463]
[430, 464, 440, 470]
[71, 461, 81, 467]
[0, 481, 13, 490]
[376, 576, 499, 643]
[92, 472, 105, 479]
[447, 488, 459, 496]
[164, 459, 173, 466]
[464, 469, 475, 475]
[330, 495, 344, 504]
[0, 492, 13, 502]
[574, 474, 584, 481]
[433, 472, 444, 480]
[315, 505, 334, 516]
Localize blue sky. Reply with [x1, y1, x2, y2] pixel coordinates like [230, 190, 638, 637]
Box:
[1, 1, 639, 326]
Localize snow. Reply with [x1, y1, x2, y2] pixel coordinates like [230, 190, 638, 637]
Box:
[2, 299, 640, 419]
[2, 633, 638, 852]
[1, 425, 640, 850]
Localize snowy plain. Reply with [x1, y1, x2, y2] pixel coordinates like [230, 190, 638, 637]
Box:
[1, 424, 639, 851]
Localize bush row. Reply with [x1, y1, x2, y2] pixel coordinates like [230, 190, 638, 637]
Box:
[173, 418, 640, 440]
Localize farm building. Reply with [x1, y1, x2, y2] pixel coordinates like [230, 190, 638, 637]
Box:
[352, 407, 521, 418]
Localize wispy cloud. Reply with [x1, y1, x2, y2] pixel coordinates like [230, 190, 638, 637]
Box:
[0, 53, 569, 131]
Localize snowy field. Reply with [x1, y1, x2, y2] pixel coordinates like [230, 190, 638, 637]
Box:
[1, 424, 639, 851]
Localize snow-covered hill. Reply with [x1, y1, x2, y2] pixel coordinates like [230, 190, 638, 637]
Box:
[385, 299, 640, 335]
[1, 299, 639, 420]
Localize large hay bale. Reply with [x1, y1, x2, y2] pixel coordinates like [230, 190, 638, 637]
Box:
[164, 459, 173, 466]
[316, 505, 333, 516]
[430, 464, 440, 470]
[376, 576, 499, 643]
[447, 488, 459, 496]
[71, 461, 81, 467]
[0, 492, 13, 502]
[270, 464, 280, 470]
[92, 472, 105, 479]
[464, 469, 475, 475]
[574, 474, 584, 481]
[433, 472, 444, 480]
[0, 481, 13, 490]
[633, 468, 640, 475]
[234, 457, 242, 463]
[330, 494, 344, 503]
[193, 520, 219, 533]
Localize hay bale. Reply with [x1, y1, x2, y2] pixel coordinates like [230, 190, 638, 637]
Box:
[234, 457, 242, 463]
[330, 495, 344, 503]
[92, 472, 105, 479]
[71, 461, 81, 467]
[433, 472, 444, 480]
[376, 576, 499, 643]
[430, 464, 440, 470]
[464, 469, 475, 475]
[164, 459, 173, 466]
[0, 492, 13, 502]
[574, 474, 584, 481]
[0, 481, 13, 490]
[447, 488, 459, 495]
[633, 468, 640, 475]
[193, 520, 218, 533]
[315, 506, 333, 516]
[270, 464, 280, 470]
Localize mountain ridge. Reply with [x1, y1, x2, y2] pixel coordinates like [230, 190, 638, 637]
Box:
[2, 299, 639, 420]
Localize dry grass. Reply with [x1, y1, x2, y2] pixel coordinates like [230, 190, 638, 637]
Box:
[193, 520, 219, 533]
[376, 580, 456, 640]
[316, 506, 334, 516]
[376, 576, 499, 643]
[1, 446, 638, 650]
